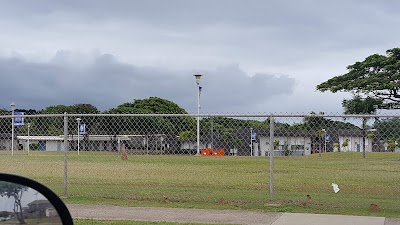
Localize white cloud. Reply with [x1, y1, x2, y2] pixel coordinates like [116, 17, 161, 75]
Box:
[0, 0, 399, 113]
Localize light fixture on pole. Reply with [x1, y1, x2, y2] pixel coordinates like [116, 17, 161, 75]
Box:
[27, 123, 31, 154]
[76, 118, 81, 155]
[250, 128, 253, 156]
[322, 129, 327, 154]
[194, 74, 202, 155]
[10, 102, 16, 156]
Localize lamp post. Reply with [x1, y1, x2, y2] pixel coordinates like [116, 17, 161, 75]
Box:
[10, 103, 16, 156]
[27, 123, 31, 154]
[250, 128, 253, 156]
[194, 74, 202, 155]
[76, 118, 81, 155]
[322, 129, 327, 153]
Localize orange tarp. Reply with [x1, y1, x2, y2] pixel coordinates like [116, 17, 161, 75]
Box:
[213, 149, 225, 156]
[201, 148, 224, 156]
[200, 148, 213, 156]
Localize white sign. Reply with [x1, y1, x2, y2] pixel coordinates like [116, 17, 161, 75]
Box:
[79, 124, 86, 135]
[14, 112, 24, 127]
[251, 132, 257, 141]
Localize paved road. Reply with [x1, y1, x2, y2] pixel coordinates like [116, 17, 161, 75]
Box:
[67, 204, 400, 225]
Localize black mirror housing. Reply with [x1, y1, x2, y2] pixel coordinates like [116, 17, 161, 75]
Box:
[0, 173, 73, 225]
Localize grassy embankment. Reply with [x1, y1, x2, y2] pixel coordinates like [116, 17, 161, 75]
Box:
[0, 151, 399, 217]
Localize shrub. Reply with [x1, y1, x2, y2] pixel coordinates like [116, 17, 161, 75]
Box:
[29, 143, 39, 150]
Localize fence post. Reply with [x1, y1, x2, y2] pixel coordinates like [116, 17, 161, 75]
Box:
[362, 117, 366, 159]
[269, 116, 274, 201]
[63, 112, 69, 196]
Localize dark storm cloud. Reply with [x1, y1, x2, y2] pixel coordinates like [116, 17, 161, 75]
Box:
[0, 52, 295, 112]
[0, 1, 399, 113]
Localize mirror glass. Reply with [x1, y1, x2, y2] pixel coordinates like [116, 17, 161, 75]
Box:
[0, 181, 62, 224]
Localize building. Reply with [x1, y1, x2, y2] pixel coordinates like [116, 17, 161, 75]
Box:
[26, 200, 53, 216]
[45, 208, 58, 217]
[16, 134, 169, 153]
[0, 133, 12, 150]
[327, 129, 380, 153]
[254, 130, 312, 156]
[7, 128, 385, 155]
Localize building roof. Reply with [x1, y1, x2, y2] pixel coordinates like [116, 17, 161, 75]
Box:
[27, 200, 51, 206]
[17, 134, 166, 141]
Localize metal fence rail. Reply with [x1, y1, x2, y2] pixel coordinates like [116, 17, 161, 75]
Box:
[0, 113, 399, 214]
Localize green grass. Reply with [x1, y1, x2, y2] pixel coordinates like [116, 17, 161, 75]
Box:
[0, 151, 399, 217]
[0, 217, 61, 224]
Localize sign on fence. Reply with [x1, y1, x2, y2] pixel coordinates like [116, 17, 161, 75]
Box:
[251, 131, 257, 141]
[326, 134, 330, 143]
[79, 124, 86, 135]
[14, 112, 24, 127]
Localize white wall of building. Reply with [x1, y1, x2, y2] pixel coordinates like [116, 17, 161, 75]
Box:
[45, 141, 61, 151]
[338, 136, 371, 152]
[259, 136, 312, 156]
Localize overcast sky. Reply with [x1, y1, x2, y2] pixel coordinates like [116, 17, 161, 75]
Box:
[0, 0, 399, 114]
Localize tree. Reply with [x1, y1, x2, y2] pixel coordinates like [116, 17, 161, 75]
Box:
[342, 139, 349, 152]
[40, 103, 99, 114]
[103, 97, 195, 140]
[0, 211, 10, 218]
[178, 131, 195, 142]
[342, 96, 382, 115]
[108, 97, 187, 114]
[273, 140, 280, 150]
[0, 109, 11, 136]
[316, 48, 400, 109]
[375, 118, 400, 141]
[333, 143, 340, 151]
[387, 139, 396, 152]
[0, 182, 28, 224]
[36, 104, 100, 136]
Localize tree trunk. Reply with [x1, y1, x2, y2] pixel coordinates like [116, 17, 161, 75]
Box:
[13, 199, 25, 224]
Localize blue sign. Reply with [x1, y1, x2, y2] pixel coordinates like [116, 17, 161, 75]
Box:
[14, 112, 24, 127]
[79, 124, 86, 135]
[325, 134, 330, 143]
[251, 132, 257, 141]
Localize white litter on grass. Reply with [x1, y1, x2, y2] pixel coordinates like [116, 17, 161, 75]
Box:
[331, 183, 340, 193]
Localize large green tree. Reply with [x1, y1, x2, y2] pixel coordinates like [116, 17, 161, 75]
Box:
[35, 104, 99, 136]
[316, 48, 400, 110]
[40, 103, 99, 114]
[0, 182, 28, 224]
[342, 96, 383, 114]
[108, 97, 187, 114]
[103, 97, 195, 135]
[374, 118, 400, 143]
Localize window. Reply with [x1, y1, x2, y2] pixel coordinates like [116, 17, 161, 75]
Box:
[291, 145, 304, 150]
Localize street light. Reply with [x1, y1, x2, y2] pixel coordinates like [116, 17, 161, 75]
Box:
[322, 129, 327, 153]
[250, 128, 253, 156]
[27, 123, 31, 154]
[10, 102, 16, 156]
[194, 74, 202, 155]
[76, 118, 81, 155]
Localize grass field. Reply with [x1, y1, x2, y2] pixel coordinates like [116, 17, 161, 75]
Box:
[0, 151, 399, 218]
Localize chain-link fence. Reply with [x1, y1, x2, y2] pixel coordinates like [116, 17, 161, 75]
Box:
[0, 113, 399, 215]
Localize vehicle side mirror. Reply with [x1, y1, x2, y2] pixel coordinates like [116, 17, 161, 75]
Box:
[0, 173, 73, 224]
